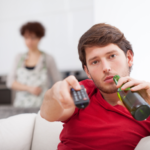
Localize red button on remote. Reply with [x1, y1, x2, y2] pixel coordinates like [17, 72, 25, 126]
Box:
[83, 98, 87, 100]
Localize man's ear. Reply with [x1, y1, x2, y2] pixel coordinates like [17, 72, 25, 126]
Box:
[84, 65, 92, 79]
[126, 50, 133, 67]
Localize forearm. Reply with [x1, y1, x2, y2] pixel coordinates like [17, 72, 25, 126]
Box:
[11, 81, 29, 91]
[40, 89, 64, 122]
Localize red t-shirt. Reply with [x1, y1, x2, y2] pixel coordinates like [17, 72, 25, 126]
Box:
[58, 79, 150, 150]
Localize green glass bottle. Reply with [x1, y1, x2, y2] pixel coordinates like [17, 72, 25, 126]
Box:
[113, 75, 150, 121]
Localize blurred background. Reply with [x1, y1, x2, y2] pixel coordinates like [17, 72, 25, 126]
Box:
[0, 0, 150, 118]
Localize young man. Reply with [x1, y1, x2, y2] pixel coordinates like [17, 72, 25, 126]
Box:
[40, 23, 150, 150]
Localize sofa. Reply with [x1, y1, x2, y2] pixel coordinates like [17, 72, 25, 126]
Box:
[0, 111, 149, 150]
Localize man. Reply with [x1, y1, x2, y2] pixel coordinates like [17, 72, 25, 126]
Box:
[40, 23, 150, 150]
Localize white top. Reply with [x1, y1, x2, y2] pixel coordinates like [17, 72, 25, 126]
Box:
[7, 52, 62, 89]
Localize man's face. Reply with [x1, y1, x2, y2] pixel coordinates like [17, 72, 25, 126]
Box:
[84, 44, 133, 94]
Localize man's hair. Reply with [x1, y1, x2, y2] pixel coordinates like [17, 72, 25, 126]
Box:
[20, 22, 45, 38]
[78, 23, 134, 70]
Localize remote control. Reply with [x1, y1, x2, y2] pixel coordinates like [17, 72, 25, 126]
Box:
[71, 85, 90, 109]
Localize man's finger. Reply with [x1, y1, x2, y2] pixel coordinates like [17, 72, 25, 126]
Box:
[65, 75, 81, 90]
[131, 82, 149, 91]
[121, 80, 142, 90]
[59, 82, 74, 106]
[116, 76, 131, 88]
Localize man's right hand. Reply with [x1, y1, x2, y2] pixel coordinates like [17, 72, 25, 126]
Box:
[40, 75, 81, 122]
[47, 75, 81, 109]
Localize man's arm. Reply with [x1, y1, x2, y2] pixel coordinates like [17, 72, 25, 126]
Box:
[40, 76, 81, 122]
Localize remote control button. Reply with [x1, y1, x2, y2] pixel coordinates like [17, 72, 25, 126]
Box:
[81, 105, 85, 108]
[77, 91, 82, 99]
[71, 88, 75, 91]
[81, 91, 86, 97]
[75, 97, 78, 101]
[71, 85, 90, 109]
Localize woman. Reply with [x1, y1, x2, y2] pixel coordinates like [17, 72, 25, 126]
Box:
[7, 22, 61, 107]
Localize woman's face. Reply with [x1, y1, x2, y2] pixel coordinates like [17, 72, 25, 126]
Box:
[23, 31, 41, 50]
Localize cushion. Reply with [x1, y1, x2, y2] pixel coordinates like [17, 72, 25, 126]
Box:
[31, 111, 63, 150]
[135, 136, 150, 150]
[0, 113, 36, 150]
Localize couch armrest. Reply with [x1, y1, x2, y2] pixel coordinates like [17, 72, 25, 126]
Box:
[0, 113, 36, 150]
[135, 136, 150, 150]
[31, 111, 63, 150]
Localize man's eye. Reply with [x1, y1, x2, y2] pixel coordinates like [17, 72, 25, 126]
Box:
[92, 61, 98, 64]
[110, 54, 116, 58]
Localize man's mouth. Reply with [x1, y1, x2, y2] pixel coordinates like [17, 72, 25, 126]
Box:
[104, 76, 114, 83]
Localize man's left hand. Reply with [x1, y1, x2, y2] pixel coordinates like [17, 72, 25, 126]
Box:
[117, 76, 150, 105]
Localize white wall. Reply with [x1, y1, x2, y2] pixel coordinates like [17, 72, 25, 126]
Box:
[3, 0, 149, 81]
[94, 0, 150, 81]
[0, 0, 94, 75]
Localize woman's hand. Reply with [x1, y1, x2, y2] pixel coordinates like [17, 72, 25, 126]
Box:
[27, 86, 42, 96]
[116, 76, 150, 105]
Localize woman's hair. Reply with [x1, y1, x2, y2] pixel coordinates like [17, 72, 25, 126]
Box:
[78, 23, 134, 70]
[20, 22, 45, 38]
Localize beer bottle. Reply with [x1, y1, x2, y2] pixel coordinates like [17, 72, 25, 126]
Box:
[113, 75, 150, 121]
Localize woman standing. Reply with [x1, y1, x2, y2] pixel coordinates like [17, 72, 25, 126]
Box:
[7, 22, 61, 107]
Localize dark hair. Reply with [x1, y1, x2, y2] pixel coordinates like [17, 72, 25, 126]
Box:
[78, 23, 134, 70]
[20, 22, 45, 38]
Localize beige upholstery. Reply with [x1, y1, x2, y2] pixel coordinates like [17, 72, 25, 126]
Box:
[31, 112, 63, 150]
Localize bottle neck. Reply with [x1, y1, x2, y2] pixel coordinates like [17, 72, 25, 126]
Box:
[113, 78, 118, 85]
[113, 75, 130, 91]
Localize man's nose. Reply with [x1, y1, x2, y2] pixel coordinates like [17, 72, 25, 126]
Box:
[102, 60, 111, 73]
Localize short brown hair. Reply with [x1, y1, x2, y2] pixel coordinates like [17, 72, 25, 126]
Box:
[20, 22, 45, 38]
[78, 23, 134, 70]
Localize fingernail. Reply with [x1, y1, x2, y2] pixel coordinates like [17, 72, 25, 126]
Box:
[117, 85, 120, 88]
[131, 87, 135, 90]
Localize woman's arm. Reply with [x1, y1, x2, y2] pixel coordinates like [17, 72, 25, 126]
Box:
[7, 54, 22, 88]
[11, 80, 29, 91]
[7, 54, 29, 91]
[7, 54, 41, 95]
[46, 54, 62, 85]
[12, 81, 41, 95]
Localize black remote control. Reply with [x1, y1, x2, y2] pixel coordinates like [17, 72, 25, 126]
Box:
[71, 85, 90, 109]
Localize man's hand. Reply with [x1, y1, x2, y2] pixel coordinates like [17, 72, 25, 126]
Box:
[40, 75, 81, 122]
[48, 75, 81, 109]
[116, 76, 150, 105]
[28, 87, 42, 96]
